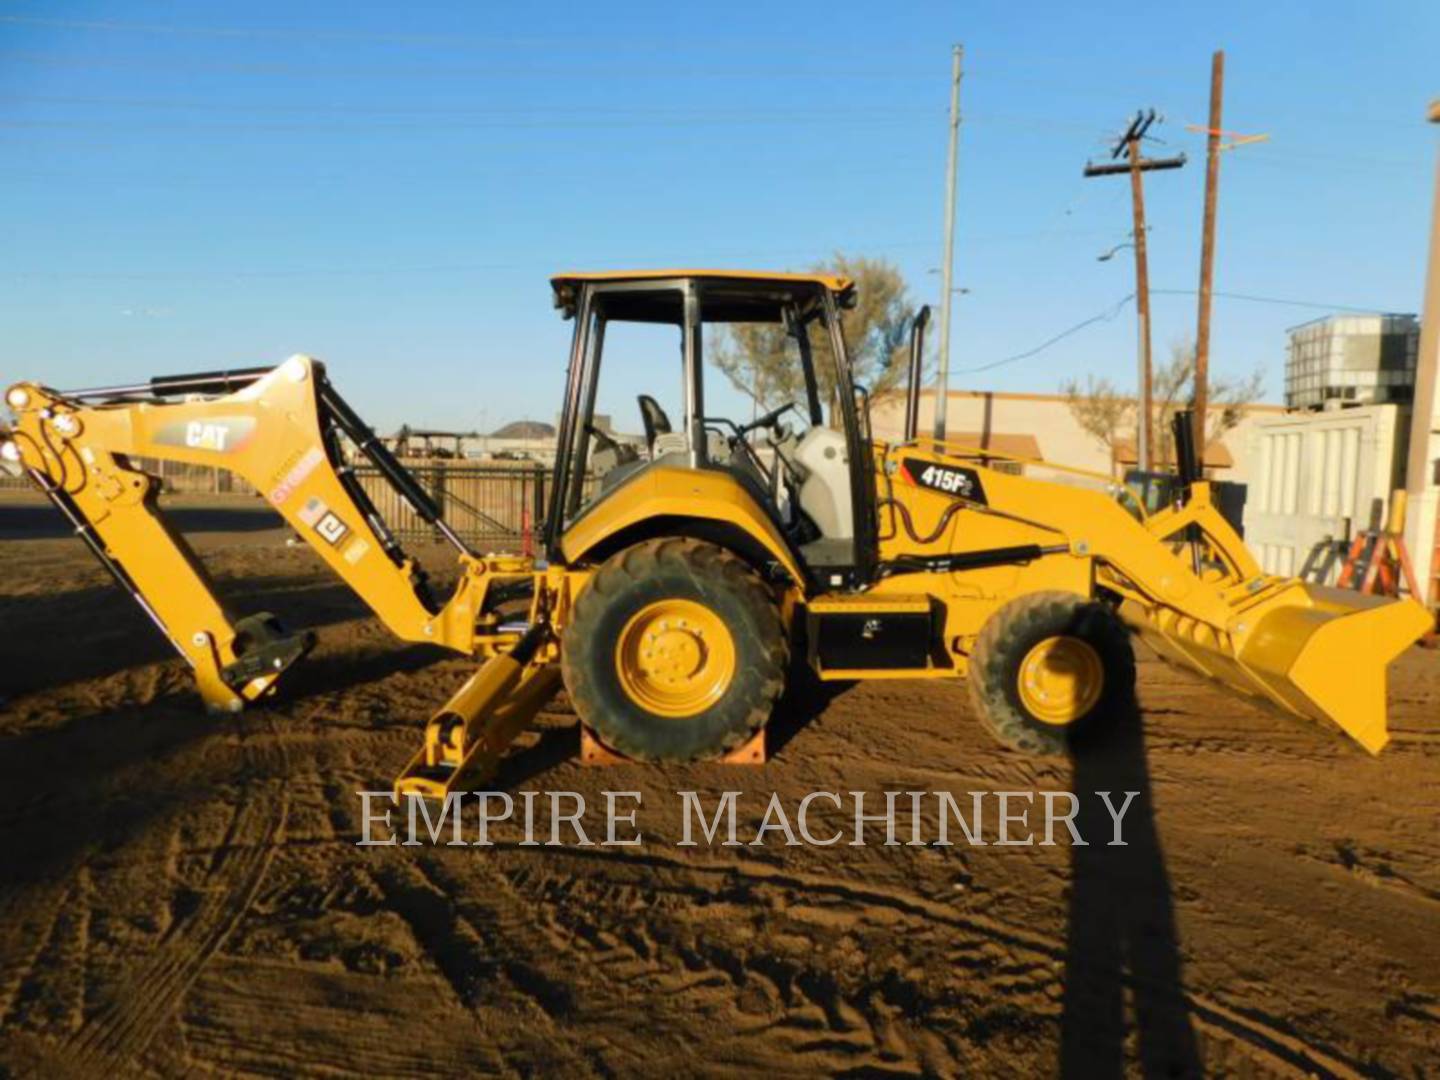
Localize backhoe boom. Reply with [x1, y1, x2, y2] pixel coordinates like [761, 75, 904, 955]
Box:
[4, 355, 528, 712]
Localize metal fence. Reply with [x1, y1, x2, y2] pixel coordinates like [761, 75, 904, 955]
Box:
[0, 457, 251, 494]
[353, 461, 552, 554]
[1, 453, 591, 556]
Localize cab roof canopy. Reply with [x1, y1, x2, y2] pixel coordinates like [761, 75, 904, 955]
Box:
[550, 269, 855, 324]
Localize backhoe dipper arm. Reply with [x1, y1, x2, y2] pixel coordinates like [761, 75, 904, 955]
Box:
[3, 355, 489, 713]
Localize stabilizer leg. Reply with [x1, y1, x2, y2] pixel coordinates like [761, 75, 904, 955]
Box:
[394, 624, 559, 799]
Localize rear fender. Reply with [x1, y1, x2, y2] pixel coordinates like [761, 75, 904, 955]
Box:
[559, 464, 808, 590]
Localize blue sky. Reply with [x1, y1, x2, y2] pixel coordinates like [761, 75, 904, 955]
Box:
[2, 1, 1437, 433]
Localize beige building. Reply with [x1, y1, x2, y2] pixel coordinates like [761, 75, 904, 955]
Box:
[870, 389, 1285, 483]
[448, 388, 1287, 482]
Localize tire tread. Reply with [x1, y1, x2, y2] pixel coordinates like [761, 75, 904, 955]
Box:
[561, 538, 789, 762]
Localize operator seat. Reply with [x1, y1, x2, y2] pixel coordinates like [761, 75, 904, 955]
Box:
[637, 395, 673, 456]
[590, 424, 640, 489]
[791, 427, 853, 542]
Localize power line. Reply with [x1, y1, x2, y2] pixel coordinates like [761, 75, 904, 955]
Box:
[949, 287, 1395, 380]
[1217, 146, 1427, 172]
[1151, 288, 1410, 315]
[0, 95, 937, 118]
[0, 113, 935, 133]
[0, 47, 936, 82]
[0, 88, 1122, 135]
[0, 240, 940, 281]
[955, 293, 1135, 374]
[0, 13, 632, 47]
[0, 157, 946, 186]
[0, 119, 926, 136]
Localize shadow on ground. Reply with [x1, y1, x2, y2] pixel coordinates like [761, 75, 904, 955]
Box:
[0, 499, 284, 540]
[0, 699, 244, 888]
[1061, 699, 1202, 1078]
[0, 574, 375, 697]
[767, 661, 855, 757]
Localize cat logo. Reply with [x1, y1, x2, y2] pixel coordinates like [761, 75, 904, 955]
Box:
[185, 422, 232, 452]
[154, 416, 256, 454]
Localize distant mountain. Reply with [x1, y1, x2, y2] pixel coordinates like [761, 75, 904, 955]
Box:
[489, 420, 555, 439]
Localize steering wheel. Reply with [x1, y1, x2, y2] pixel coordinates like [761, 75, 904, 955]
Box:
[735, 401, 797, 439]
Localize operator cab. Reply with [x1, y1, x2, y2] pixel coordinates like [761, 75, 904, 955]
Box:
[546, 271, 877, 587]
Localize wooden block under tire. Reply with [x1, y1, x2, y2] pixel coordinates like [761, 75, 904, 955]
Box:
[579, 723, 767, 765]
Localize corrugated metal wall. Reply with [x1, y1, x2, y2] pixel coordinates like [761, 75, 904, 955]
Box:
[1244, 405, 1407, 582]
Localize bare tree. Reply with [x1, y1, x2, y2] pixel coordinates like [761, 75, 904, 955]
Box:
[1060, 374, 1135, 474]
[713, 254, 917, 414]
[1152, 338, 1265, 466]
[1063, 337, 1264, 474]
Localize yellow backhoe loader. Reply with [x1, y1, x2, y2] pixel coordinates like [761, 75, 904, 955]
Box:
[4, 270, 1431, 798]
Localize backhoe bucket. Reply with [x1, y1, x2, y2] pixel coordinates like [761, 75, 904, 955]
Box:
[1122, 586, 1432, 754]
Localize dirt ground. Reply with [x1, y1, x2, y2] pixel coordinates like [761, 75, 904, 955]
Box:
[0, 491, 1437, 1078]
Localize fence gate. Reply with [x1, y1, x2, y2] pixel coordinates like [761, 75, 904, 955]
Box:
[354, 461, 548, 554]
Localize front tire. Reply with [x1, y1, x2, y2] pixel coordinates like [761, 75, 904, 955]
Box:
[561, 538, 789, 762]
[967, 591, 1135, 754]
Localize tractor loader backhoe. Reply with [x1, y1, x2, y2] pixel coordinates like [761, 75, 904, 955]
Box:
[4, 270, 1431, 800]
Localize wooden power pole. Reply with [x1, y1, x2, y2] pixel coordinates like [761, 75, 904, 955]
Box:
[1193, 50, 1225, 456]
[1085, 111, 1185, 471]
[934, 44, 963, 441]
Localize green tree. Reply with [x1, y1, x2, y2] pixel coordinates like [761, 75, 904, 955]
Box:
[713, 254, 918, 413]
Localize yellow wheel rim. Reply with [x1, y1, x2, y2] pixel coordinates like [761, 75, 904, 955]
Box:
[615, 598, 736, 717]
[1016, 635, 1104, 725]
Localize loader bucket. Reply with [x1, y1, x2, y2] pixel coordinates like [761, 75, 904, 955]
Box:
[1121, 586, 1432, 753]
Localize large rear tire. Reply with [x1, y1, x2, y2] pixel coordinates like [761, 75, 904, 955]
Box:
[967, 591, 1135, 754]
[561, 538, 789, 762]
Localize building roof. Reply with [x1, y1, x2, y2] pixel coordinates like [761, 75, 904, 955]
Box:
[1114, 438, 1234, 469]
[944, 432, 1044, 460]
[887, 387, 1285, 413]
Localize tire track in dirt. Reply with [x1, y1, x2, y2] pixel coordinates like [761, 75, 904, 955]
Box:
[0, 875, 78, 1028]
[1296, 841, 1440, 908]
[494, 851, 967, 1074]
[56, 726, 291, 1073]
[366, 854, 601, 1077]
[490, 842, 1370, 1079]
[285, 765, 586, 1074]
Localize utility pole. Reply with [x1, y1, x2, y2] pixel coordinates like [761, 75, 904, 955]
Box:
[1127, 136, 1156, 469]
[1403, 99, 1440, 615]
[934, 43, 962, 441]
[1084, 111, 1185, 472]
[1193, 50, 1225, 456]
